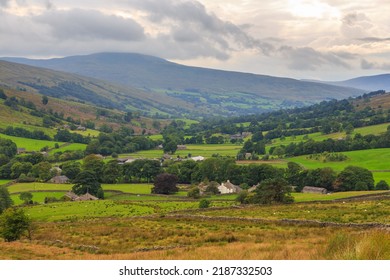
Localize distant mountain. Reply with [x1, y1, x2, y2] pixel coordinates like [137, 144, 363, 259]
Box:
[1, 53, 364, 117]
[0, 60, 191, 117]
[331, 74, 390, 92]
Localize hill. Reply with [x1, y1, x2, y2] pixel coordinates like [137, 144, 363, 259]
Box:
[331, 74, 390, 92]
[1, 53, 364, 117]
[0, 60, 192, 118]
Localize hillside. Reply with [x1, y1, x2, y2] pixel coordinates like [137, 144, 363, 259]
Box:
[1, 53, 364, 116]
[0, 60, 193, 118]
[332, 74, 390, 92]
[0, 86, 166, 136]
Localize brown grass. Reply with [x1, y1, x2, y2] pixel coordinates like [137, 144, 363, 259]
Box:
[2, 216, 387, 260]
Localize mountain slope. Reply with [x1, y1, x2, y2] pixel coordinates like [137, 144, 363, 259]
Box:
[0, 60, 194, 117]
[332, 74, 390, 92]
[2, 53, 364, 116]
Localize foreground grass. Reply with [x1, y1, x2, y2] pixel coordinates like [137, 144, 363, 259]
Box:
[194, 199, 390, 224]
[0, 216, 387, 260]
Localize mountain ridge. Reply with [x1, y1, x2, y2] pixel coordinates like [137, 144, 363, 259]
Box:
[1, 53, 366, 117]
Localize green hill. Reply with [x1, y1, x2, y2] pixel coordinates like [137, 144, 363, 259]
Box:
[2, 53, 364, 117]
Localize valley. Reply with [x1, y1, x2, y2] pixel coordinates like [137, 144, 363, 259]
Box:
[0, 55, 390, 260]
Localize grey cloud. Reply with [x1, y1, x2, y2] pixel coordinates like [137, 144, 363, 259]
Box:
[35, 9, 145, 41]
[361, 59, 390, 70]
[280, 46, 352, 71]
[0, 0, 10, 7]
[358, 37, 390, 42]
[127, 0, 274, 56]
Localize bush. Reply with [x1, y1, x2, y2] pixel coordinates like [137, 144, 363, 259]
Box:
[376, 180, 389, 190]
[250, 178, 294, 204]
[199, 199, 210, 209]
[187, 187, 200, 199]
[0, 208, 32, 242]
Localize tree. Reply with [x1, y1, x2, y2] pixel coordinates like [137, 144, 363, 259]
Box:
[376, 180, 389, 190]
[42, 95, 49, 105]
[101, 160, 122, 183]
[151, 173, 178, 194]
[19, 192, 33, 205]
[334, 166, 375, 191]
[72, 170, 104, 199]
[0, 138, 17, 158]
[61, 161, 81, 180]
[0, 186, 13, 214]
[0, 88, 7, 100]
[250, 178, 294, 204]
[199, 199, 210, 209]
[31, 161, 52, 181]
[187, 187, 200, 199]
[0, 208, 32, 242]
[82, 154, 104, 181]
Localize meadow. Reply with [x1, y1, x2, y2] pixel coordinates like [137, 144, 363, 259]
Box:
[0, 133, 64, 151]
[287, 148, 390, 171]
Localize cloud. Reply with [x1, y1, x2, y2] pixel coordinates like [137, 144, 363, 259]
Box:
[0, 0, 9, 6]
[279, 46, 352, 71]
[358, 37, 390, 42]
[126, 0, 274, 56]
[34, 9, 145, 41]
[361, 59, 390, 70]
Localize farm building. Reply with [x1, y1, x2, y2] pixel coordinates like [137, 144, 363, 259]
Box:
[64, 191, 99, 201]
[76, 193, 99, 201]
[190, 156, 205, 161]
[64, 191, 79, 201]
[302, 186, 327, 194]
[50, 175, 69, 184]
[218, 180, 242, 194]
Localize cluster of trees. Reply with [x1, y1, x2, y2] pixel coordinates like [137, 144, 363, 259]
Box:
[86, 128, 157, 156]
[275, 130, 390, 157]
[54, 129, 90, 144]
[1, 126, 51, 141]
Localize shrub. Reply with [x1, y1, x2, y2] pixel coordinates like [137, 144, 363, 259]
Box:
[199, 199, 210, 209]
[0, 208, 32, 242]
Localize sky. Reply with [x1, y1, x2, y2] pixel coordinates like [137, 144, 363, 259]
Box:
[0, 0, 389, 80]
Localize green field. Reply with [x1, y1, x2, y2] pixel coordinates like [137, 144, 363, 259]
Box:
[196, 199, 390, 224]
[292, 190, 390, 202]
[11, 192, 66, 205]
[288, 148, 390, 172]
[102, 183, 153, 194]
[7, 183, 71, 194]
[0, 133, 64, 151]
[49, 143, 87, 154]
[0, 179, 12, 186]
[25, 200, 235, 222]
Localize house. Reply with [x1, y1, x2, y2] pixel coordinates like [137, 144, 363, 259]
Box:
[218, 180, 242, 194]
[76, 125, 86, 131]
[64, 191, 79, 201]
[177, 145, 187, 150]
[302, 186, 327, 194]
[64, 191, 99, 201]
[17, 148, 26, 154]
[248, 185, 258, 193]
[76, 193, 98, 201]
[190, 156, 205, 161]
[50, 175, 69, 184]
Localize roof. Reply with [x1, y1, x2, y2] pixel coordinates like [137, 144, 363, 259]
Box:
[219, 180, 242, 192]
[75, 193, 99, 201]
[65, 191, 79, 200]
[302, 186, 327, 193]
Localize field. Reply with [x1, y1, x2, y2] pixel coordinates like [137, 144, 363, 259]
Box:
[0, 133, 64, 151]
[287, 148, 390, 171]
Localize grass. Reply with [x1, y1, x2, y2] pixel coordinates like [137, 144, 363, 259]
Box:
[49, 143, 87, 154]
[7, 183, 71, 194]
[11, 192, 66, 205]
[0, 133, 64, 151]
[0, 179, 12, 186]
[287, 148, 390, 172]
[101, 183, 152, 194]
[196, 199, 390, 224]
[292, 191, 390, 202]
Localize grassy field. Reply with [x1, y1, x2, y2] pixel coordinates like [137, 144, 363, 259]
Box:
[292, 191, 390, 202]
[195, 199, 390, 224]
[0, 179, 12, 186]
[0, 133, 64, 151]
[11, 192, 66, 205]
[287, 148, 390, 172]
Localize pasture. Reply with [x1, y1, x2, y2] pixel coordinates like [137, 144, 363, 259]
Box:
[0, 133, 64, 151]
[287, 148, 390, 172]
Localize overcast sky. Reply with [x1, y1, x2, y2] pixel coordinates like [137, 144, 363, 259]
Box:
[1, 0, 389, 80]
